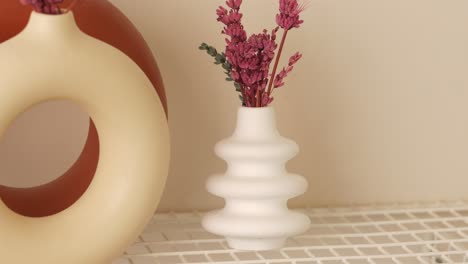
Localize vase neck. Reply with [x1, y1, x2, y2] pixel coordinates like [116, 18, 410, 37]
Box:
[233, 107, 279, 139]
[23, 11, 80, 40]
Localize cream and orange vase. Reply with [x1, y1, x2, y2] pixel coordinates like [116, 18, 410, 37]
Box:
[0, 11, 169, 264]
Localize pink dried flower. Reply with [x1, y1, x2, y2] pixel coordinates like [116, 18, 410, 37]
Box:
[276, 0, 306, 30]
[263, 0, 307, 102]
[289, 52, 303, 64]
[274, 52, 302, 88]
[217, 4, 247, 44]
[217, 7, 243, 25]
[226, 0, 242, 10]
[218, 0, 279, 107]
[225, 28, 279, 106]
[216, 7, 229, 23]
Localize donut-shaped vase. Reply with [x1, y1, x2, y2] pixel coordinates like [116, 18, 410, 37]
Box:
[0, 0, 167, 217]
[0, 12, 169, 263]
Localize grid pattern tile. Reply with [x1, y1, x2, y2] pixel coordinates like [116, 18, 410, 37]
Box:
[114, 201, 468, 264]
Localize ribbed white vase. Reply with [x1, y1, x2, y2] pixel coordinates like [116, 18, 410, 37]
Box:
[202, 107, 310, 251]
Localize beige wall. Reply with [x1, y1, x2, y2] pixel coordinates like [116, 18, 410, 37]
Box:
[0, 101, 88, 188]
[1, 0, 468, 212]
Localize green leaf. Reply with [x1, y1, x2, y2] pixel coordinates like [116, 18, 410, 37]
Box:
[224, 63, 232, 72]
[208, 47, 217, 56]
[234, 82, 241, 91]
[239, 94, 245, 105]
[222, 63, 231, 70]
[215, 54, 225, 63]
[199, 43, 209, 50]
[199, 43, 239, 89]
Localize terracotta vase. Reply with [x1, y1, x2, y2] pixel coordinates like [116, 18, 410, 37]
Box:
[0, 11, 169, 264]
[0, 0, 167, 217]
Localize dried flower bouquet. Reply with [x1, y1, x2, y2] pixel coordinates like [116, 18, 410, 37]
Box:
[200, 0, 306, 107]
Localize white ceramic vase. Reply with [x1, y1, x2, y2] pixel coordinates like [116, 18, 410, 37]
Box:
[202, 107, 310, 251]
[0, 12, 169, 264]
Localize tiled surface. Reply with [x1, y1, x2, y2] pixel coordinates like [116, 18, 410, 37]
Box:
[114, 201, 468, 264]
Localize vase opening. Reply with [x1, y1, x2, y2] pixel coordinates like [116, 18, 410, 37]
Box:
[24, 11, 81, 38]
[30, 9, 73, 18]
[0, 100, 99, 217]
[233, 106, 279, 139]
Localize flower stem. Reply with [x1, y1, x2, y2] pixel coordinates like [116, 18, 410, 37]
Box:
[256, 88, 261, 107]
[242, 87, 248, 107]
[266, 29, 288, 97]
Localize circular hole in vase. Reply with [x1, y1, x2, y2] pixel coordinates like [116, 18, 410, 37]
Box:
[0, 100, 99, 217]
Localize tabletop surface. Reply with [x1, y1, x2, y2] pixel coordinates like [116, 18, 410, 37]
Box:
[114, 201, 468, 264]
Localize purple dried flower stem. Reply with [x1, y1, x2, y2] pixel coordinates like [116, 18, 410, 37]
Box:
[266, 29, 288, 98]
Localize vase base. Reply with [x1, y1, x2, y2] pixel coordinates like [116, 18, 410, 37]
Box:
[226, 237, 286, 251]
